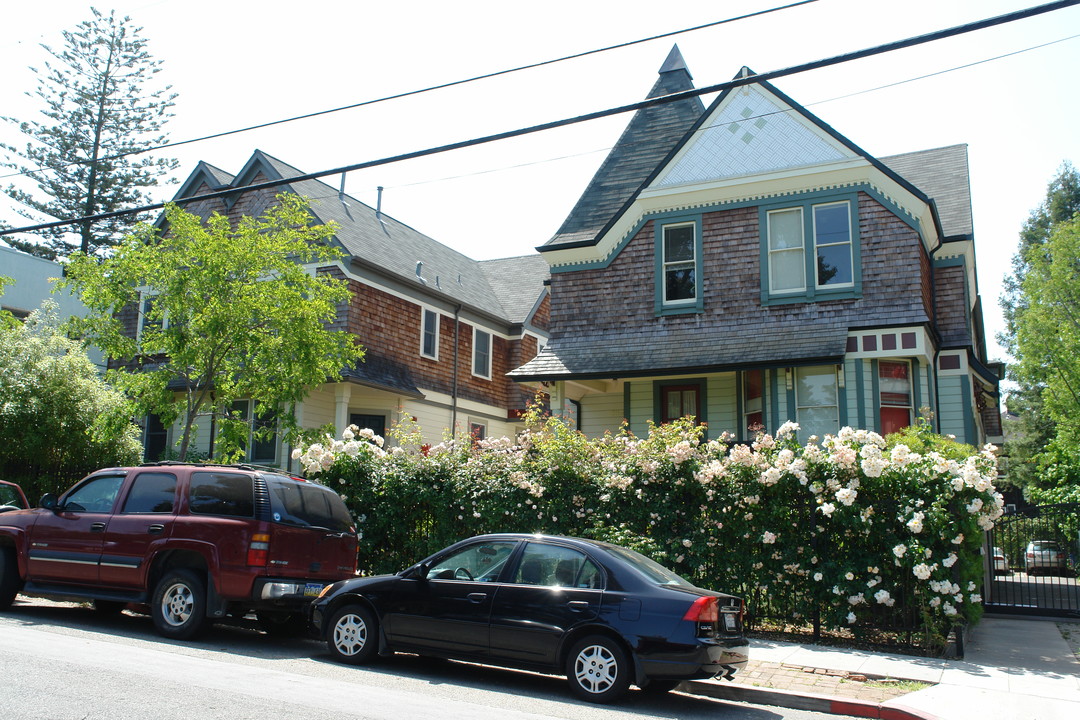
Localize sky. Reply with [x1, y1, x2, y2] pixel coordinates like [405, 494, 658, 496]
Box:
[1, 0, 1078, 366]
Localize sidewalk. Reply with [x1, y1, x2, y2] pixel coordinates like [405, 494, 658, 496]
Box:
[683, 616, 1080, 719]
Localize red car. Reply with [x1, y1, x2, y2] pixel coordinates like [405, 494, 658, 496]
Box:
[0, 463, 357, 639]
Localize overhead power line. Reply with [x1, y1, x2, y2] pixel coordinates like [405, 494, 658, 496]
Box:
[0, 0, 819, 183]
[3, 0, 1078, 239]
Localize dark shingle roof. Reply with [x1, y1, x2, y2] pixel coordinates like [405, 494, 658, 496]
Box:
[880, 144, 972, 238]
[510, 325, 849, 380]
[544, 46, 704, 249]
[228, 151, 548, 326]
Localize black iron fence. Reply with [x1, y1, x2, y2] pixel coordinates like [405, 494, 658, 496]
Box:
[984, 503, 1080, 618]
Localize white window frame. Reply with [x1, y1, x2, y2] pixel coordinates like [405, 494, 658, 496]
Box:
[812, 201, 854, 290]
[420, 307, 439, 360]
[661, 222, 697, 306]
[767, 207, 806, 295]
[472, 327, 492, 380]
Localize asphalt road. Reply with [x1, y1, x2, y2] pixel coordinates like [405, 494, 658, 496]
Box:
[0, 597, 837, 720]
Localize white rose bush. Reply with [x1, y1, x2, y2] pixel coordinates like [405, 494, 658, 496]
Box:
[295, 406, 1002, 653]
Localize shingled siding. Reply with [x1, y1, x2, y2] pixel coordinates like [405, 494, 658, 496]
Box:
[341, 279, 525, 412]
[547, 192, 930, 369]
[934, 265, 970, 347]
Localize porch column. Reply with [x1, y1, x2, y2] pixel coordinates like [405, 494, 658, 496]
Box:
[334, 383, 352, 438]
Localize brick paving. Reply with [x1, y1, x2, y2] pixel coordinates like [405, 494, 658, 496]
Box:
[727, 658, 930, 704]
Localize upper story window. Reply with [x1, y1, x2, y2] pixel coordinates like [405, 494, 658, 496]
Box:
[421, 308, 439, 360]
[662, 223, 696, 304]
[760, 193, 860, 305]
[655, 216, 703, 315]
[472, 328, 492, 380]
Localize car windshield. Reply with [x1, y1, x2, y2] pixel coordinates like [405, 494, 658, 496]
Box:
[603, 544, 695, 587]
[266, 477, 354, 533]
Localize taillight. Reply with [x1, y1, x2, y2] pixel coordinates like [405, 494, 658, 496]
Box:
[247, 533, 270, 566]
[683, 596, 719, 623]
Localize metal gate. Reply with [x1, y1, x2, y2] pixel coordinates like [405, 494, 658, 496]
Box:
[984, 503, 1080, 617]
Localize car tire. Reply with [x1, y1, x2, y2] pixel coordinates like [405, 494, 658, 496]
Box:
[0, 547, 21, 610]
[566, 635, 632, 703]
[151, 568, 208, 640]
[257, 611, 309, 637]
[327, 604, 378, 664]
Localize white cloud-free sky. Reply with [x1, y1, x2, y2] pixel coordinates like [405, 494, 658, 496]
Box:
[2, 0, 1078, 364]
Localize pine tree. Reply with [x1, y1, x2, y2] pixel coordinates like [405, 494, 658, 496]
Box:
[1, 8, 177, 258]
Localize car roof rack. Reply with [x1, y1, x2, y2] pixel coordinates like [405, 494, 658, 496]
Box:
[137, 460, 298, 477]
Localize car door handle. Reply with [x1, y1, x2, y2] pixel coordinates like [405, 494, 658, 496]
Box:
[567, 601, 590, 612]
[90, 522, 106, 533]
[148, 524, 165, 535]
[467, 593, 487, 603]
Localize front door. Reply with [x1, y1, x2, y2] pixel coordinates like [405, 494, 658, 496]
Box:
[385, 539, 518, 657]
[27, 474, 126, 585]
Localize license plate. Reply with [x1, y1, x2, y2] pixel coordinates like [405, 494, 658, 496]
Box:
[304, 583, 325, 597]
[723, 613, 737, 632]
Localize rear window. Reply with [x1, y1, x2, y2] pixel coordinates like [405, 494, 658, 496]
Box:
[189, 472, 254, 517]
[266, 477, 353, 533]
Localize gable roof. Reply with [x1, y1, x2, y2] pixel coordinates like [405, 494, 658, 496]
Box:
[543, 46, 705, 250]
[173, 151, 548, 327]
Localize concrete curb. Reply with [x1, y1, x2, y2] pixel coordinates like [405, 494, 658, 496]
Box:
[681, 679, 942, 720]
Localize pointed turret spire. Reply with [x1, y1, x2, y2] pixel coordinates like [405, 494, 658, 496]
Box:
[659, 44, 690, 78]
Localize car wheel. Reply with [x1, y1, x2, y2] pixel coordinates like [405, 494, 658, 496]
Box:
[92, 600, 127, 615]
[327, 604, 378, 664]
[566, 635, 631, 703]
[151, 568, 208, 640]
[257, 612, 309, 637]
[0, 547, 21, 610]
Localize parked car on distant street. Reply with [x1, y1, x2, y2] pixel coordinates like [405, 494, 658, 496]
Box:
[0, 463, 357, 639]
[1025, 540, 1067, 576]
[0, 481, 29, 513]
[992, 546, 1008, 575]
[310, 533, 748, 703]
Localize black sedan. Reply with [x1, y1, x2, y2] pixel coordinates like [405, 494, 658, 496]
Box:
[309, 533, 748, 703]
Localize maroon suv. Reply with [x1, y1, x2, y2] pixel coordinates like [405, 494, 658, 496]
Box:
[0, 463, 358, 639]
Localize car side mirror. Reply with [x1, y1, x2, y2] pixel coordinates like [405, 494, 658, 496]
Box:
[40, 493, 59, 512]
[407, 562, 431, 580]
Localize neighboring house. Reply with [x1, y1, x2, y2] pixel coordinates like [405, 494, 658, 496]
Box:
[510, 47, 1003, 447]
[0, 241, 105, 370]
[137, 151, 549, 465]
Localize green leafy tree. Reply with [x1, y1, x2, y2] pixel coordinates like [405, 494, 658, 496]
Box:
[999, 163, 1080, 492]
[60, 194, 365, 461]
[0, 301, 142, 500]
[1, 7, 178, 258]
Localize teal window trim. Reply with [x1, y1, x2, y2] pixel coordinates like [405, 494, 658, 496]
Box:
[870, 359, 881, 434]
[837, 365, 848, 428]
[759, 190, 862, 306]
[911, 359, 922, 421]
[855, 359, 866, 429]
[623, 382, 631, 426]
[654, 214, 704, 316]
[770, 369, 782, 433]
[784, 369, 796, 427]
[652, 378, 708, 437]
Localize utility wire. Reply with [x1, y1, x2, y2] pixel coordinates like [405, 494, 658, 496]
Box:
[3, 0, 1078, 239]
[360, 31, 1079, 197]
[0, 0, 818, 183]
